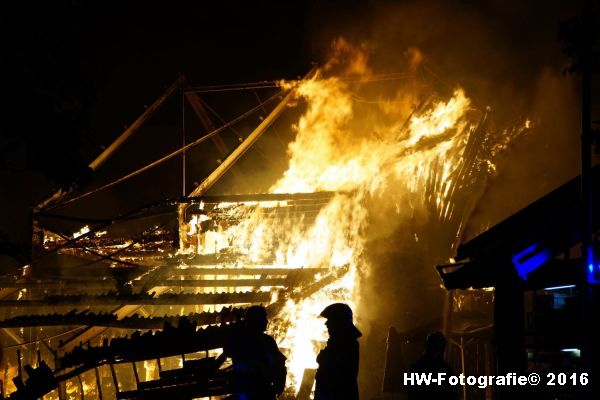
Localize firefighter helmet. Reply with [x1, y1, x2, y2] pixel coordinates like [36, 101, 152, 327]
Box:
[245, 305, 268, 322]
[319, 303, 353, 323]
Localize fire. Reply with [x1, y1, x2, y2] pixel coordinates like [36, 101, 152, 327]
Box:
[406, 89, 470, 144]
[269, 64, 524, 391]
[273, 194, 366, 269]
[3, 365, 18, 394]
[81, 380, 92, 396]
[72, 225, 90, 239]
[272, 267, 359, 391]
[178, 42, 529, 394]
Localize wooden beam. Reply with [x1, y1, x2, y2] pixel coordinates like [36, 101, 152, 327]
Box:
[2, 327, 25, 346]
[58, 286, 170, 353]
[0, 309, 245, 329]
[5, 289, 264, 351]
[175, 267, 327, 276]
[188, 89, 291, 197]
[0, 291, 271, 307]
[0, 278, 291, 289]
[188, 191, 336, 204]
[184, 91, 245, 186]
[89, 76, 185, 171]
[147, 278, 287, 287]
[34, 76, 184, 212]
[188, 67, 316, 198]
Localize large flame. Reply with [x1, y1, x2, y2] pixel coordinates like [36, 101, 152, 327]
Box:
[266, 75, 474, 391]
[267, 59, 525, 392]
[179, 42, 529, 394]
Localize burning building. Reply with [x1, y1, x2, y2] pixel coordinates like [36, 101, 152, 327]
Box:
[1, 35, 577, 400]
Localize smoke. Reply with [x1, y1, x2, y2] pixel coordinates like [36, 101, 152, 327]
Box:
[464, 68, 580, 239]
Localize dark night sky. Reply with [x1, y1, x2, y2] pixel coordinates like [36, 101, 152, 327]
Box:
[0, 0, 595, 271]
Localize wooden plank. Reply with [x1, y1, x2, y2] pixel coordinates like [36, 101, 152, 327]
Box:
[0, 291, 271, 307]
[59, 285, 161, 352]
[187, 190, 336, 204]
[0, 277, 290, 289]
[175, 267, 327, 276]
[148, 278, 287, 287]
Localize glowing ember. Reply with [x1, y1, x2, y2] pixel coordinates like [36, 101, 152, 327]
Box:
[72, 225, 90, 239]
[144, 360, 158, 382]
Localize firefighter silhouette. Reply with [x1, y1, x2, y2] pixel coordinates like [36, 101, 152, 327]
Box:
[223, 305, 286, 400]
[408, 331, 458, 400]
[314, 303, 361, 400]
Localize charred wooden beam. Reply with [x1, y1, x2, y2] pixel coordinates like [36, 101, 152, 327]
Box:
[174, 267, 328, 276]
[166, 253, 274, 266]
[145, 278, 287, 287]
[0, 308, 246, 329]
[0, 277, 291, 290]
[58, 318, 238, 370]
[41, 231, 174, 251]
[0, 291, 270, 307]
[0, 281, 115, 289]
[187, 191, 337, 205]
[202, 208, 325, 219]
[129, 264, 324, 292]
[0, 267, 323, 295]
[55, 248, 170, 264]
[59, 288, 173, 353]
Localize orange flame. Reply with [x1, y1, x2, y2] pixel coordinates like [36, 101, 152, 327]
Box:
[180, 43, 529, 393]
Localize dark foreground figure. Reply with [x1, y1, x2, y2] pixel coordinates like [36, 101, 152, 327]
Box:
[408, 331, 458, 400]
[222, 305, 287, 400]
[314, 303, 362, 400]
